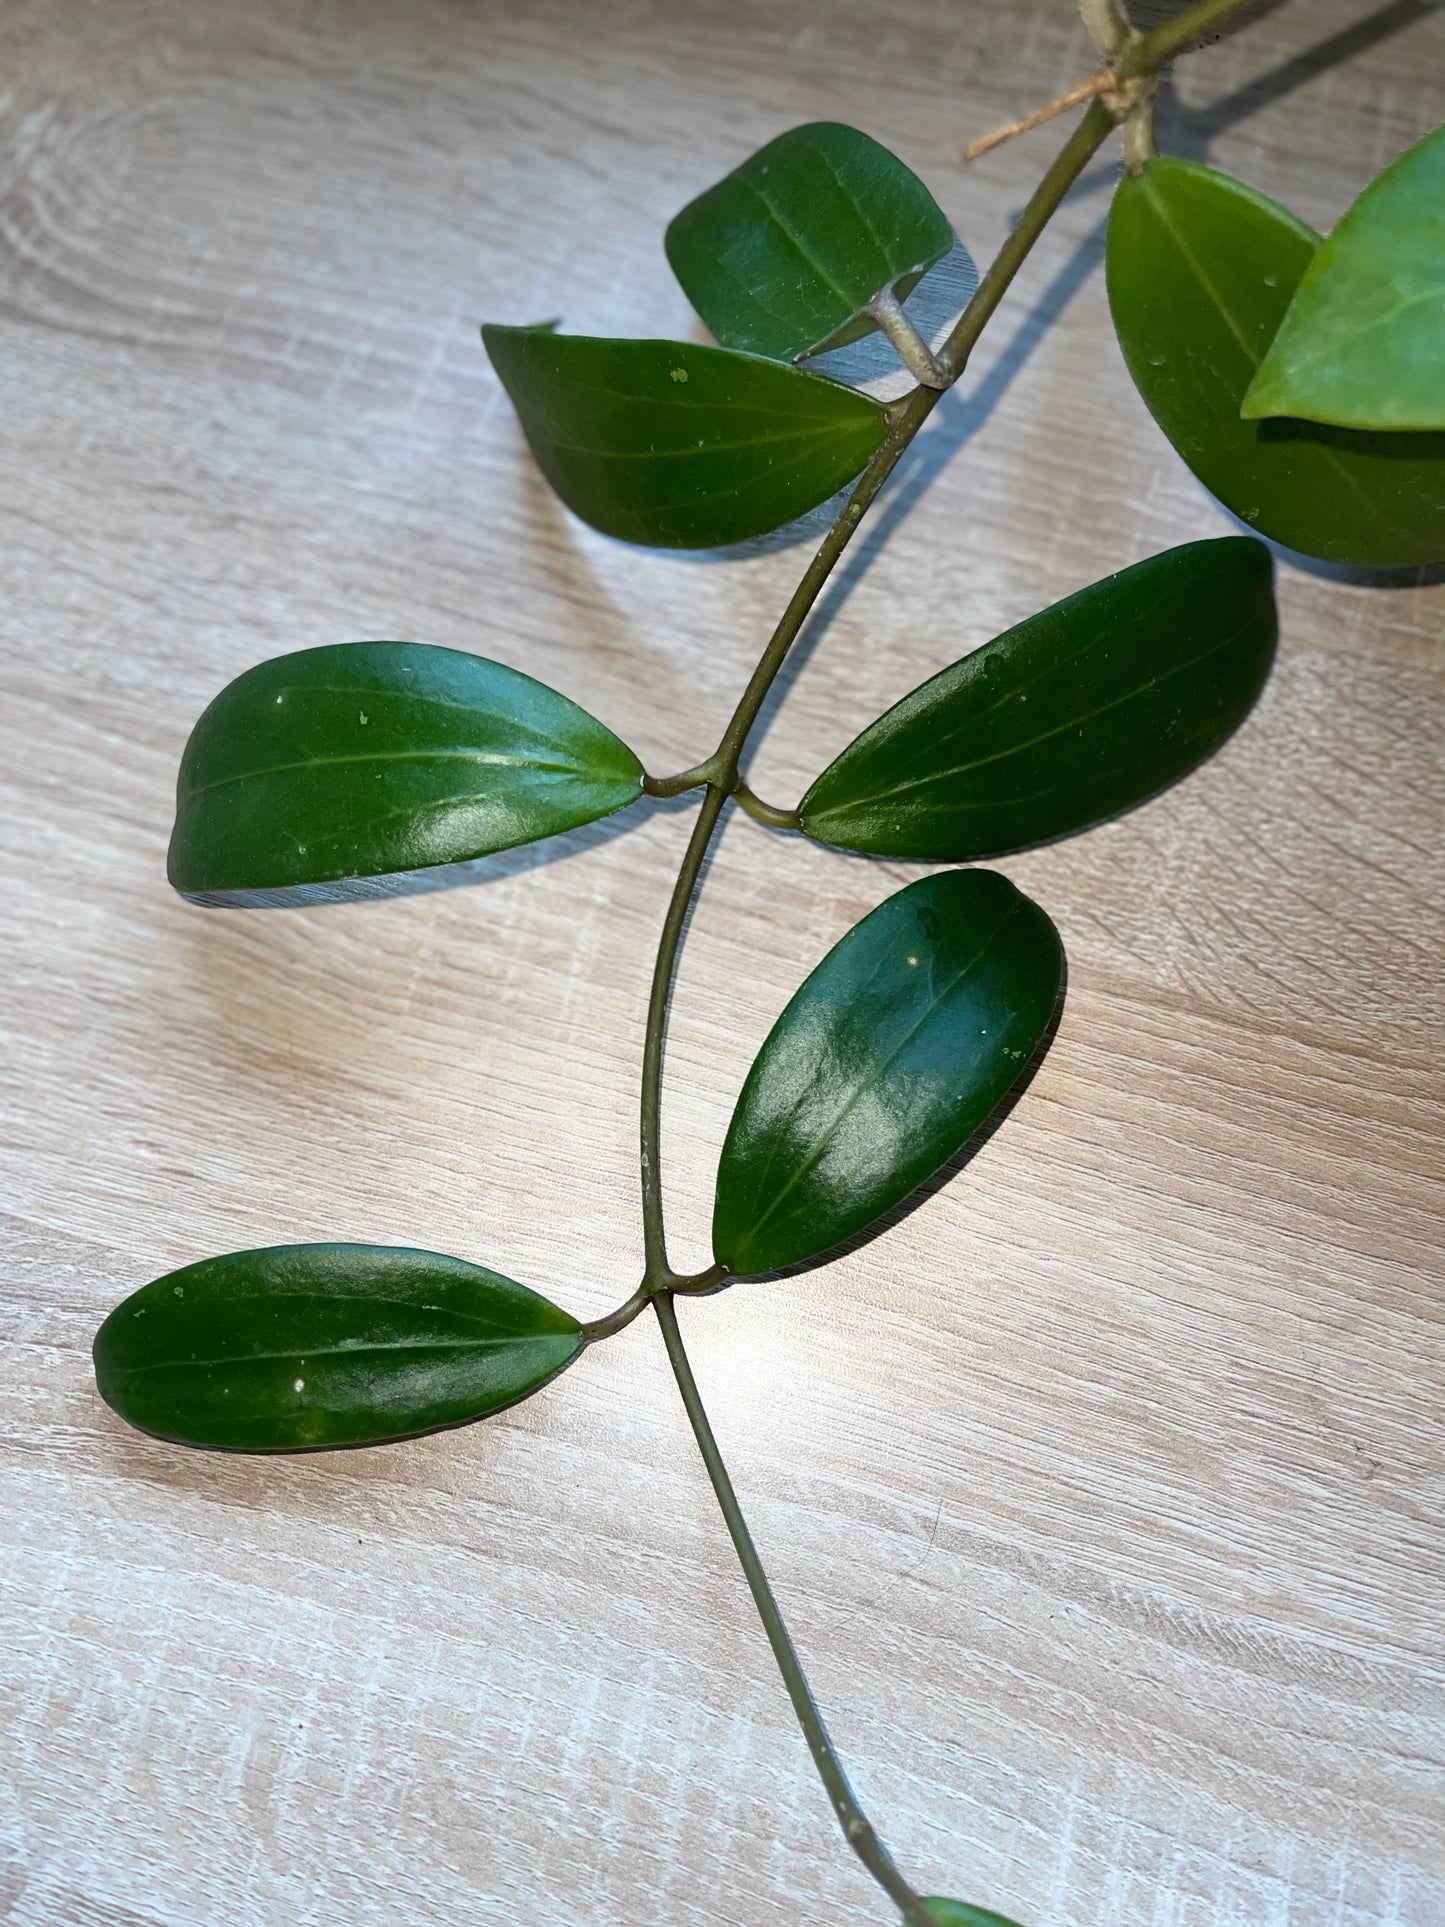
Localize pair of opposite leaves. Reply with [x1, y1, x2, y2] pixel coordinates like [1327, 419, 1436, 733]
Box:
[103, 532, 1277, 1454]
[485, 120, 1445, 566]
[100, 114, 1321, 1458]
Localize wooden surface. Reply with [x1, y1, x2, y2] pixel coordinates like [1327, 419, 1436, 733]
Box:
[2, 2, 1443, 1923]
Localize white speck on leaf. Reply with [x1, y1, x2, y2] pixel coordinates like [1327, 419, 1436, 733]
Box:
[293, 1378, 305, 1393]
[670, 366, 688, 383]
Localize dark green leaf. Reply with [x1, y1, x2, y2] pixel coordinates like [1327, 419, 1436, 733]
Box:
[93, 1244, 584, 1451]
[1243, 124, 1445, 430]
[1107, 157, 1445, 569]
[923, 1902, 1026, 1927]
[713, 871, 1061, 1276]
[664, 121, 954, 363]
[482, 326, 887, 548]
[800, 537, 1275, 861]
[167, 641, 643, 897]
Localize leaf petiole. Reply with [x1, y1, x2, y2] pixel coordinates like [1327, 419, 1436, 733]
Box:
[733, 782, 802, 832]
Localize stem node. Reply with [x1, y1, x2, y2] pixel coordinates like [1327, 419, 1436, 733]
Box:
[867, 287, 947, 388]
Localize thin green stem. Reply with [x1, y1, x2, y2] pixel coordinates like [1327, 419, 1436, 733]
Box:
[581, 1282, 652, 1342]
[633, 2, 1276, 1888]
[583, 1262, 728, 1339]
[715, 403, 933, 776]
[1118, 0, 1263, 73]
[734, 781, 802, 832]
[643, 758, 721, 799]
[654, 1292, 939, 1927]
[639, 99, 1120, 1277]
[939, 99, 1115, 381]
[630, 96, 1122, 1921]
[639, 782, 728, 1278]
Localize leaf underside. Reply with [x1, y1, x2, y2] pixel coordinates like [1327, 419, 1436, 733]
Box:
[1108, 157, 1445, 569]
[713, 870, 1062, 1276]
[167, 641, 644, 897]
[93, 1244, 584, 1451]
[1243, 123, 1445, 430]
[665, 120, 955, 363]
[482, 326, 887, 548]
[800, 536, 1276, 860]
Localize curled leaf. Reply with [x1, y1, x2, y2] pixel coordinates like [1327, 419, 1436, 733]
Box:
[665, 121, 954, 363]
[93, 1244, 584, 1451]
[713, 871, 1062, 1276]
[168, 641, 643, 898]
[800, 538, 1275, 861]
[1107, 156, 1445, 569]
[482, 326, 887, 548]
[1243, 123, 1445, 431]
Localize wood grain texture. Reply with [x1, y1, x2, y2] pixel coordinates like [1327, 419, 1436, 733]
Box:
[1, 2, 1442, 1924]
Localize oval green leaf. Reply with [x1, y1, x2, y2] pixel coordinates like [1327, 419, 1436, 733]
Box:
[1107, 156, 1445, 569]
[1243, 123, 1445, 430]
[482, 326, 887, 549]
[664, 121, 955, 364]
[167, 641, 644, 897]
[799, 537, 1275, 862]
[93, 1244, 584, 1451]
[713, 871, 1062, 1277]
[923, 1902, 1026, 1927]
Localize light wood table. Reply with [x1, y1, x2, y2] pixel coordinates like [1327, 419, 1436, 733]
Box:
[3, 2, 1442, 1923]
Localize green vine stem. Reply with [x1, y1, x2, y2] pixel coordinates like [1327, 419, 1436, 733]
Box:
[655, 1288, 941, 1927]
[637, 95, 1120, 1290]
[617, 2, 1271, 1915]
[1118, 0, 1263, 74]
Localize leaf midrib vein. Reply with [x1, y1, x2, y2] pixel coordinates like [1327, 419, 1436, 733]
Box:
[738, 901, 1020, 1249]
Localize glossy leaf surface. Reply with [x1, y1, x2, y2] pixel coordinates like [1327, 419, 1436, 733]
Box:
[664, 121, 954, 362]
[168, 641, 643, 896]
[800, 537, 1275, 861]
[923, 1902, 1026, 1927]
[713, 871, 1061, 1276]
[1108, 157, 1445, 568]
[93, 1244, 583, 1451]
[482, 326, 887, 548]
[1243, 124, 1445, 430]
[928, 1903, 1032, 1919]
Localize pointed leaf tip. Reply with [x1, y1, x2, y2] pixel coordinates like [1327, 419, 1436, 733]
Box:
[1107, 156, 1445, 569]
[482, 327, 886, 549]
[665, 121, 954, 363]
[801, 538, 1276, 862]
[93, 1244, 584, 1452]
[1242, 123, 1445, 431]
[713, 870, 1062, 1277]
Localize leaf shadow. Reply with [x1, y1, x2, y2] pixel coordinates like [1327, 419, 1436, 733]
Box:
[92, 1377, 573, 1516]
[1152, 0, 1441, 163]
[178, 790, 696, 909]
[715, 956, 1070, 1293]
[721, 0, 1444, 668]
[662, 240, 982, 565]
[745, 214, 1112, 755]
